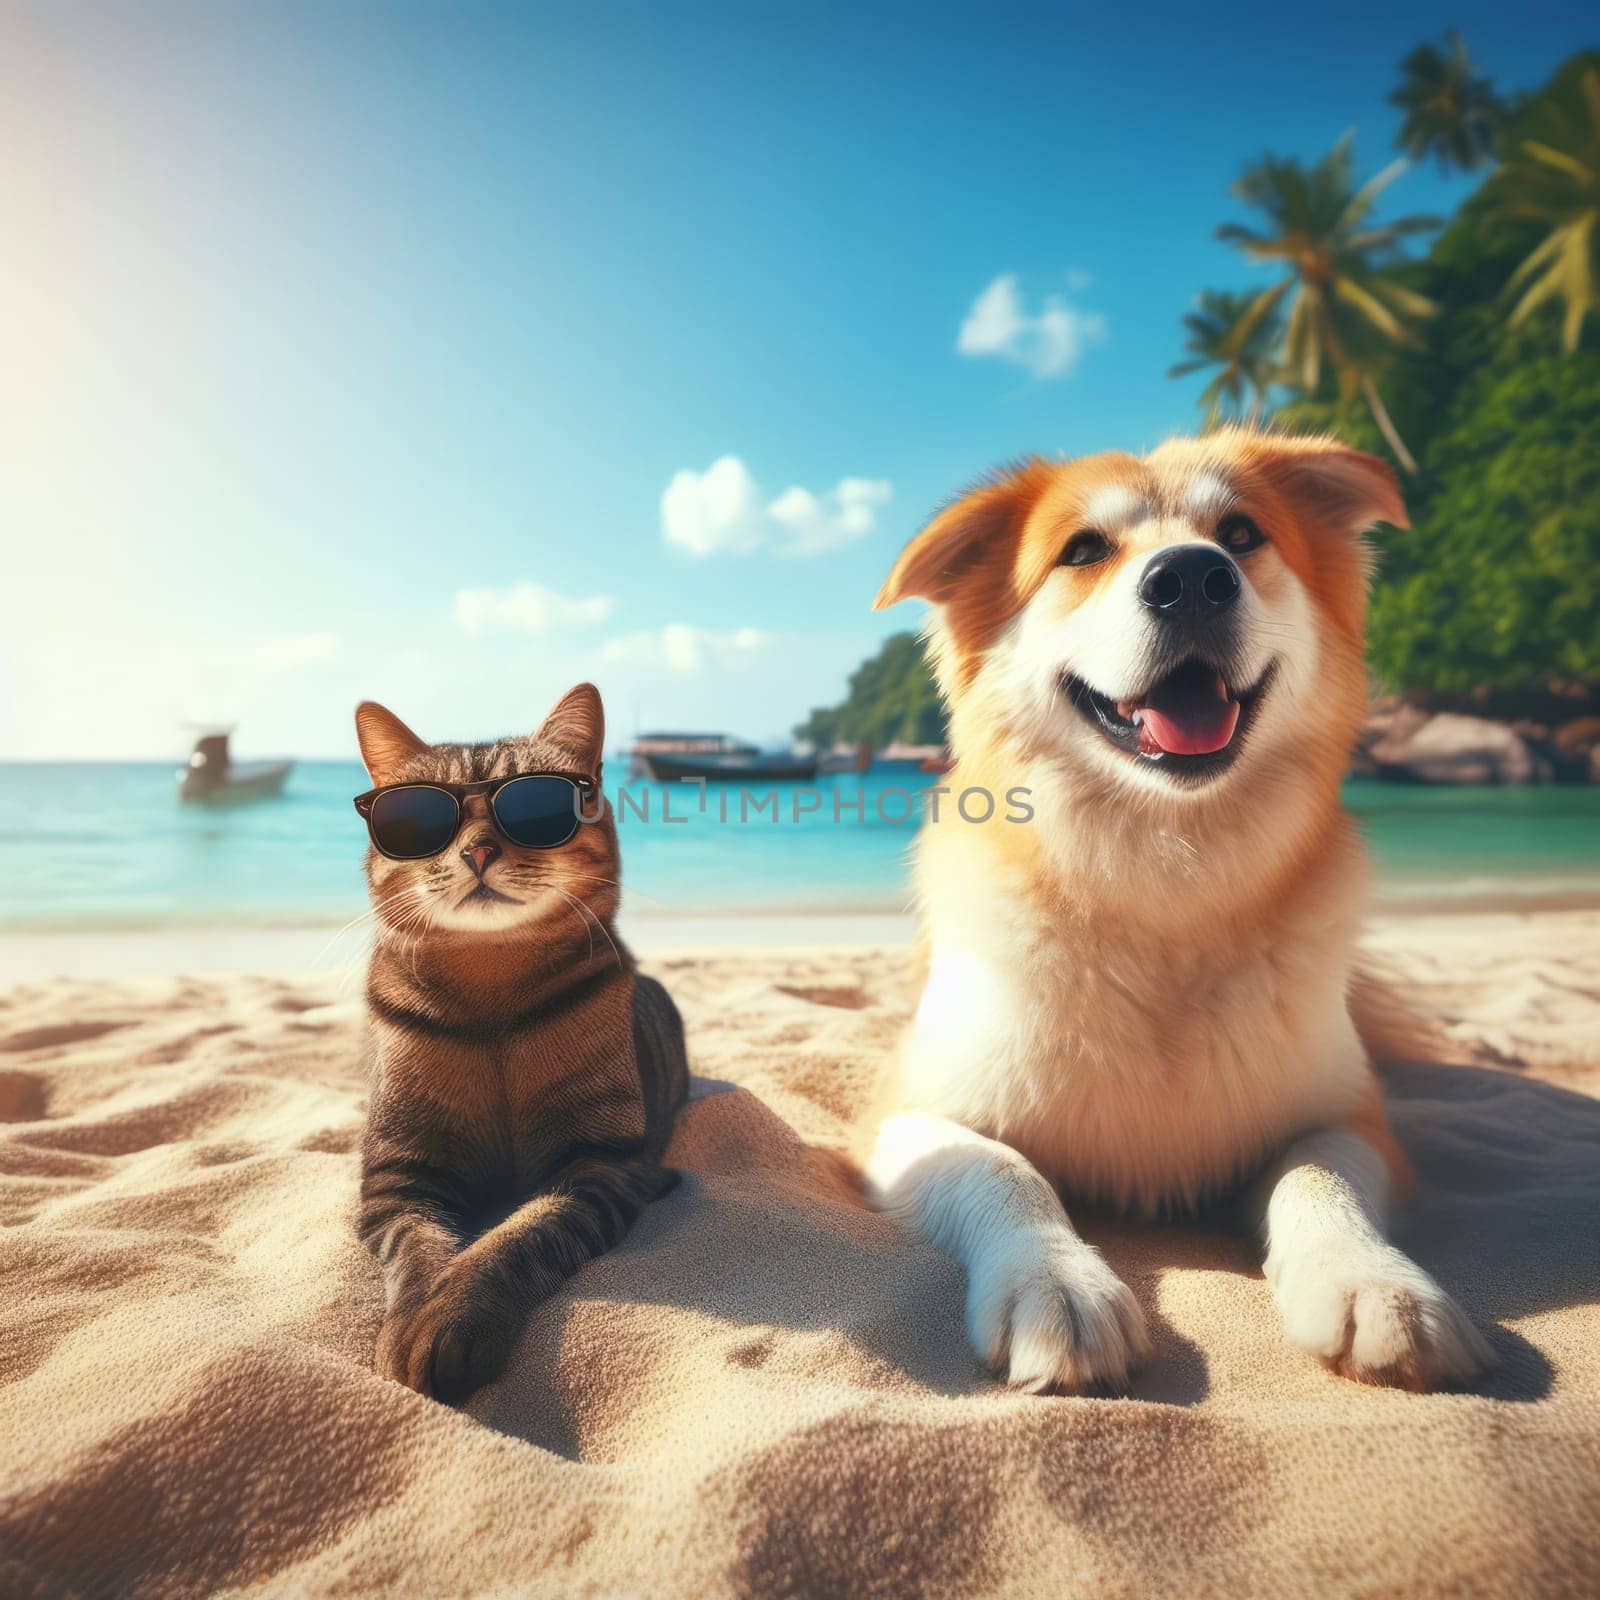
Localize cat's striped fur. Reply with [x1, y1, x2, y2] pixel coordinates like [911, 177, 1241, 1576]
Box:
[355, 684, 686, 1403]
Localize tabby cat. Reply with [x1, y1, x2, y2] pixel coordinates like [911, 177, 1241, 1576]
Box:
[353, 683, 686, 1403]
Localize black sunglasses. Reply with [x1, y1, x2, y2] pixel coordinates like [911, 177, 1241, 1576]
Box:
[353, 771, 599, 860]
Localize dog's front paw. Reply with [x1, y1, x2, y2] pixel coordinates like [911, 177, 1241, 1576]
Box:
[377, 1272, 521, 1404]
[967, 1231, 1151, 1393]
[1270, 1241, 1494, 1390]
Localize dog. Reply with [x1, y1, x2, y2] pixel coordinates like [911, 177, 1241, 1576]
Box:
[862, 428, 1493, 1393]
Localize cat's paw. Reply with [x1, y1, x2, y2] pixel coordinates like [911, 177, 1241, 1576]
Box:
[377, 1277, 520, 1404]
[1270, 1240, 1494, 1391]
[967, 1229, 1151, 1394]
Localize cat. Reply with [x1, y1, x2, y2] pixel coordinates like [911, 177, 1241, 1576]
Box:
[353, 682, 686, 1403]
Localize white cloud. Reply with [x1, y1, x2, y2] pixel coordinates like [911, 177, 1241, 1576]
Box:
[661, 456, 765, 556]
[453, 582, 614, 637]
[661, 457, 892, 558]
[956, 272, 1107, 380]
[600, 623, 763, 674]
[767, 477, 894, 556]
[256, 631, 341, 669]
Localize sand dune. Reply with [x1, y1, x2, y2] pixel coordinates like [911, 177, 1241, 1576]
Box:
[2, 914, 1598, 1598]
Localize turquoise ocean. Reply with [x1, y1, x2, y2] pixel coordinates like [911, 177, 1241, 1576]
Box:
[4, 761, 1600, 932]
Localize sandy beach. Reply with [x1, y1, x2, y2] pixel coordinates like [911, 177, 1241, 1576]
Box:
[2, 908, 1598, 1597]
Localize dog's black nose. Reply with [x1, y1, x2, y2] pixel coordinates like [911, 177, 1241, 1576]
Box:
[460, 838, 501, 879]
[1138, 545, 1241, 616]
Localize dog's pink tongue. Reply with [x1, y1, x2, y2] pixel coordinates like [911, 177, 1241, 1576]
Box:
[1132, 670, 1239, 756]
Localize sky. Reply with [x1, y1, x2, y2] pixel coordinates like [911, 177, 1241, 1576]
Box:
[0, 0, 1590, 759]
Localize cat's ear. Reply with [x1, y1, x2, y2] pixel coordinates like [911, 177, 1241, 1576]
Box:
[538, 682, 605, 773]
[355, 702, 429, 785]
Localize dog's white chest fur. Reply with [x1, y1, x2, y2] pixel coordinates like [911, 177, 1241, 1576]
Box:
[906, 893, 1366, 1214]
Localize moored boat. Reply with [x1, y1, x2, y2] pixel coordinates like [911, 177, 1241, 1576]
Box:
[178, 730, 293, 804]
[817, 742, 874, 774]
[628, 731, 754, 778]
[876, 740, 951, 771]
[628, 731, 818, 783]
[641, 749, 820, 783]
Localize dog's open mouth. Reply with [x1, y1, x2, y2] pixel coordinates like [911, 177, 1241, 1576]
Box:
[1064, 658, 1275, 782]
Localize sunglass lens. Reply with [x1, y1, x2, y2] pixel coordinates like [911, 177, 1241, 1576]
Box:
[369, 787, 459, 858]
[492, 776, 580, 849]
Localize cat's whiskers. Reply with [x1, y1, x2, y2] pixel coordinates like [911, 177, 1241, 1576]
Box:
[359, 885, 440, 984]
[548, 884, 622, 969]
[559, 871, 671, 912]
[324, 885, 439, 995]
[314, 890, 410, 972]
[388, 893, 441, 980]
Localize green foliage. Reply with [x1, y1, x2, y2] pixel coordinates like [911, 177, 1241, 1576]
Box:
[1389, 28, 1500, 174]
[1367, 328, 1600, 695]
[1168, 289, 1279, 422]
[794, 632, 945, 747]
[1183, 47, 1600, 702]
[1486, 56, 1600, 352]
[1213, 133, 1441, 469]
[1361, 57, 1600, 695]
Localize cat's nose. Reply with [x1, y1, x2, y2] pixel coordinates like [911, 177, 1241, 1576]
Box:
[460, 838, 501, 879]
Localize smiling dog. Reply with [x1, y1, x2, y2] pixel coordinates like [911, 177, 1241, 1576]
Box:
[863, 429, 1493, 1393]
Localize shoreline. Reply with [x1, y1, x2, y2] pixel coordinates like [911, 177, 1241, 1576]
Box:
[0, 913, 922, 982]
[3, 897, 1600, 981]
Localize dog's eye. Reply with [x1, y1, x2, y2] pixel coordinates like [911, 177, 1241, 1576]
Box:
[1217, 514, 1266, 556]
[1060, 530, 1114, 568]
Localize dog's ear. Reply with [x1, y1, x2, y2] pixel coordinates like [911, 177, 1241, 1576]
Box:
[874, 461, 1051, 610]
[355, 702, 428, 785]
[1249, 436, 1409, 535]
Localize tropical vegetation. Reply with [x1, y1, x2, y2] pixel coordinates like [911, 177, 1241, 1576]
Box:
[1268, 50, 1600, 699]
[798, 44, 1599, 746]
[1212, 134, 1439, 470]
[1389, 28, 1500, 175]
[1167, 289, 1279, 423]
[1488, 60, 1600, 353]
[795, 631, 944, 750]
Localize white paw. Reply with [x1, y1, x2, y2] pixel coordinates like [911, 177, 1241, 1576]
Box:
[967, 1229, 1151, 1393]
[1270, 1241, 1494, 1390]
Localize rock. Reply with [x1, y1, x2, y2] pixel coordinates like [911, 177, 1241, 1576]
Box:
[1561, 720, 1600, 785]
[1352, 703, 1427, 777]
[1361, 703, 1429, 744]
[1410, 680, 1599, 724]
[1554, 717, 1600, 760]
[1368, 712, 1536, 785]
[1530, 717, 1600, 782]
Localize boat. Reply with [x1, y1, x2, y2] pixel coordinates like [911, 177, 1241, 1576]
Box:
[629, 732, 758, 774]
[817, 742, 874, 775]
[629, 732, 818, 783]
[642, 750, 819, 783]
[876, 740, 951, 771]
[177, 729, 293, 804]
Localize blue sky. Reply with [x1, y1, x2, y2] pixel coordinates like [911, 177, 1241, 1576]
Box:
[1, 1, 1589, 758]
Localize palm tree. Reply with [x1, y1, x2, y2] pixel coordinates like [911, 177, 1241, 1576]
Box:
[1215, 135, 1440, 472]
[1489, 64, 1600, 353]
[1389, 29, 1500, 175]
[1167, 290, 1279, 423]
